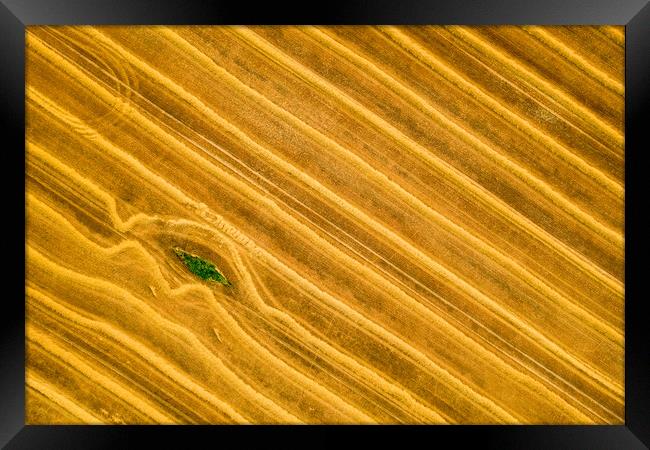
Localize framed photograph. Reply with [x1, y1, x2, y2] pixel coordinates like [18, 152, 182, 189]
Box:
[2, 0, 648, 447]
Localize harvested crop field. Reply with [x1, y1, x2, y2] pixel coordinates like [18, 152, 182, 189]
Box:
[26, 25, 624, 424]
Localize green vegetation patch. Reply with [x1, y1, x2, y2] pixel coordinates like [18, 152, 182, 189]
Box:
[173, 247, 232, 287]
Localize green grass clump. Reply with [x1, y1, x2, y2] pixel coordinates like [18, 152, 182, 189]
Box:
[173, 247, 232, 287]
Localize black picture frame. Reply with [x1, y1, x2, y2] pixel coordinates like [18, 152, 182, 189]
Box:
[2, 1, 648, 448]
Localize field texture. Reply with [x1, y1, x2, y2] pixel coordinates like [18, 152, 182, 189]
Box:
[26, 26, 625, 424]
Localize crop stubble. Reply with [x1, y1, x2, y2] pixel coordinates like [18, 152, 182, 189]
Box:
[26, 25, 624, 424]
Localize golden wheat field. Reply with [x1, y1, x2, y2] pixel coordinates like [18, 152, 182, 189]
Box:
[25, 25, 625, 424]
